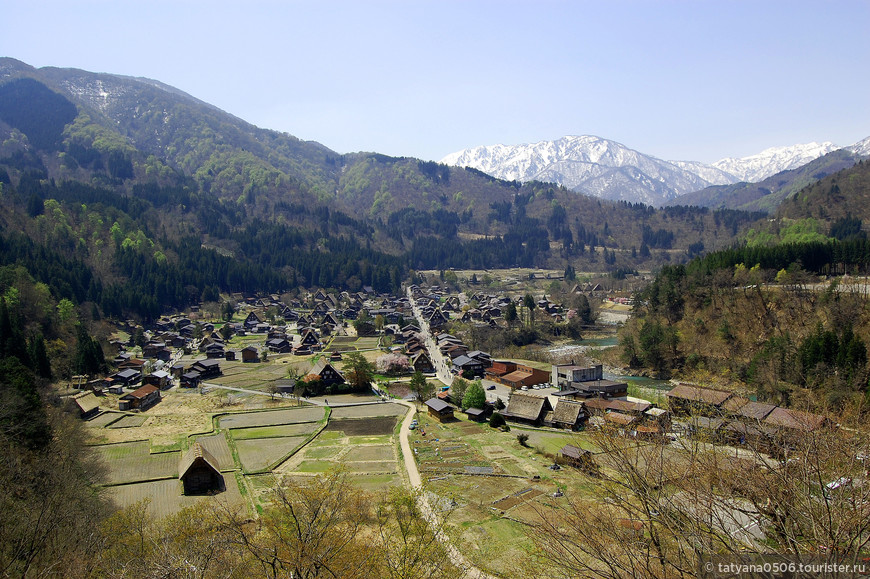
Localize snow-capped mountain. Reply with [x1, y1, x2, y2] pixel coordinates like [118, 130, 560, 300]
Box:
[440, 135, 868, 206]
[711, 142, 840, 182]
[847, 136, 870, 157]
[440, 136, 732, 206]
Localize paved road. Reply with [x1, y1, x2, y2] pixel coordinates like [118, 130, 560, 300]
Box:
[397, 400, 495, 578]
[407, 287, 453, 386]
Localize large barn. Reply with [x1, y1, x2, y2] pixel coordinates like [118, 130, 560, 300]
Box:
[179, 442, 223, 495]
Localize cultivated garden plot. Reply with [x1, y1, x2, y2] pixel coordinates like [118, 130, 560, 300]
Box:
[94, 440, 180, 485]
[329, 402, 407, 419]
[218, 406, 325, 429]
[324, 416, 398, 436]
[108, 474, 245, 520]
[409, 411, 607, 577]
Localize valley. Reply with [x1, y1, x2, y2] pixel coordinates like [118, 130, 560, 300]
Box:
[0, 58, 869, 578]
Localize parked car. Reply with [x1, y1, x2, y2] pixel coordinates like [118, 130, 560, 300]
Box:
[486, 385, 496, 390]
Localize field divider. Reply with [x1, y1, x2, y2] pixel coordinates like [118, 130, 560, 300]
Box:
[100, 474, 179, 488]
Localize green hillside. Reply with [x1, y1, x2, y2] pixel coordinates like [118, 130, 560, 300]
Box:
[0, 59, 771, 321]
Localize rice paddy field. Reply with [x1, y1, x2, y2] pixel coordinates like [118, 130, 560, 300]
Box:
[93, 440, 180, 485]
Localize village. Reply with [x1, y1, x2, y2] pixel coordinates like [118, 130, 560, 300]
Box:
[65, 273, 840, 577]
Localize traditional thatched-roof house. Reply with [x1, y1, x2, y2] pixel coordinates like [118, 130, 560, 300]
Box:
[548, 400, 586, 430]
[179, 442, 223, 495]
[73, 391, 101, 419]
[410, 351, 435, 374]
[307, 359, 345, 385]
[502, 392, 552, 426]
[665, 384, 733, 416]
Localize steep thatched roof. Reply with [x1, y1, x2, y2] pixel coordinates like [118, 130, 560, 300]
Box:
[551, 400, 585, 426]
[503, 392, 551, 421]
[179, 442, 221, 479]
[73, 391, 100, 414]
[666, 384, 732, 406]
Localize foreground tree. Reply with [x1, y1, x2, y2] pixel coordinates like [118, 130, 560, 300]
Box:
[527, 411, 870, 579]
[374, 488, 461, 579]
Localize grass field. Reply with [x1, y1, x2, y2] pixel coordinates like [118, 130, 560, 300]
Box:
[347, 445, 394, 461]
[236, 436, 307, 472]
[218, 407, 325, 429]
[86, 412, 124, 428]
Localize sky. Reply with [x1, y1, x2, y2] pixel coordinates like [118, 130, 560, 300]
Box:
[3, 1, 869, 163]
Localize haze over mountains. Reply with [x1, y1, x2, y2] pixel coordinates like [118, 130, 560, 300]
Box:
[441, 135, 870, 207]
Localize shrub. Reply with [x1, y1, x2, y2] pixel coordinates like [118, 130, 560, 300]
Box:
[489, 412, 505, 428]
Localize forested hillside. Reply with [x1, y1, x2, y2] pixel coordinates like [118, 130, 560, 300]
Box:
[619, 238, 870, 410]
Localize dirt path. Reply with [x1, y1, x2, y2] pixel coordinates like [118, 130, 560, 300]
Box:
[397, 400, 495, 579]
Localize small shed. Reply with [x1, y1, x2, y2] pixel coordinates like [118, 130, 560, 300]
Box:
[179, 442, 224, 495]
[465, 406, 491, 422]
[425, 398, 455, 422]
[241, 346, 259, 363]
[560, 444, 597, 474]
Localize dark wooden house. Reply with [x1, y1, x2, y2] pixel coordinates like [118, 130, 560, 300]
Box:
[425, 398, 455, 422]
[119, 384, 161, 411]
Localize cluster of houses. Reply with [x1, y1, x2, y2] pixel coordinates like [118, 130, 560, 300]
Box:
[665, 383, 830, 456]
[422, 353, 831, 465]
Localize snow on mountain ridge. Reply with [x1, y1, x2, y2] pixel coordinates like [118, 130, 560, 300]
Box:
[440, 135, 868, 206]
[711, 141, 840, 183]
[440, 135, 733, 205]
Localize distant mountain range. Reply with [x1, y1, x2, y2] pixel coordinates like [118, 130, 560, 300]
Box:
[441, 135, 870, 208]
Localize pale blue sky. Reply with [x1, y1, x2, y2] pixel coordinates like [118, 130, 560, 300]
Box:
[3, 1, 869, 163]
